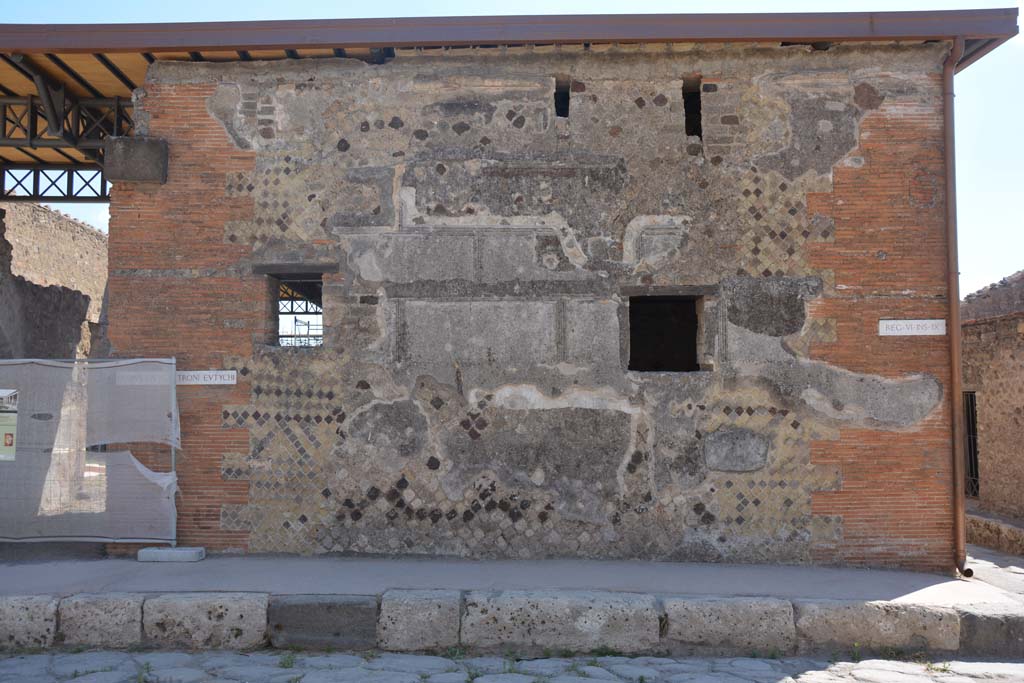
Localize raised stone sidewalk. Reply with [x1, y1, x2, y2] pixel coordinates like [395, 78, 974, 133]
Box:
[0, 587, 1020, 658]
[1, 552, 1023, 658]
[2, 649, 1024, 683]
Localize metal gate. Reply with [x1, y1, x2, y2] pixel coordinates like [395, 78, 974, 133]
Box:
[963, 391, 980, 498]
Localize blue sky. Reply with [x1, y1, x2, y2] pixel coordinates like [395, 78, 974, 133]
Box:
[12, 0, 1022, 296]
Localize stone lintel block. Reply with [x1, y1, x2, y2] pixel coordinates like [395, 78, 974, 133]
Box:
[59, 593, 143, 648]
[268, 594, 377, 650]
[137, 547, 205, 562]
[462, 590, 660, 654]
[143, 592, 268, 649]
[794, 600, 960, 653]
[0, 595, 58, 650]
[378, 589, 461, 651]
[958, 608, 1024, 657]
[662, 596, 796, 655]
[104, 136, 168, 183]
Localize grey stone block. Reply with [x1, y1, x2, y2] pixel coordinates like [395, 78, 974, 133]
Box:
[350, 235, 475, 283]
[662, 596, 796, 654]
[363, 653, 459, 673]
[564, 299, 622, 368]
[300, 653, 365, 669]
[132, 652, 196, 670]
[723, 276, 822, 337]
[58, 593, 143, 648]
[141, 668, 208, 683]
[137, 547, 205, 562]
[703, 428, 769, 472]
[142, 592, 267, 649]
[63, 672, 133, 683]
[0, 595, 57, 650]
[462, 590, 660, 654]
[957, 608, 1024, 657]
[208, 665, 299, 683]
[793, 600, 960, 653]
[104, 136, 168, 184]
[516, 659, 571, 676]
[0, 653, 51, 678]
[400, 300, 558, 382]
[51, 652, 133, 678]
[428, 673, 470, 683]
[378, 589, 462, 651]
[608, 664, 661, 681]
[268, 594, 377, 649]
[303, 669, 421, 683]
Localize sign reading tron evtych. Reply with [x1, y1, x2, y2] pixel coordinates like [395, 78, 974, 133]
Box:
[878, 319, 947, 336]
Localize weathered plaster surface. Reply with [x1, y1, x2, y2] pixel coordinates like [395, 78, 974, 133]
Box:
[142, 43, 948, 561]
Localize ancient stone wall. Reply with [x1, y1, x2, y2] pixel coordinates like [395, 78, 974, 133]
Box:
[962, 311, 1024, 520]
[0, 203, 108, 324]
[962, 270, 1024, 322]
[0, 209, 93, 358]
[108, 42, 955, 569]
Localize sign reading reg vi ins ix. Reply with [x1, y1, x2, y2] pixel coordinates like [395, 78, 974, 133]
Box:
[878, 319, 947, 336]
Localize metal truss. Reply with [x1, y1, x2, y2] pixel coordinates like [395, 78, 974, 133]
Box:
[0, 54, 130, 202]
[1, 164, 109, 202]
[0, 96, 132, 158]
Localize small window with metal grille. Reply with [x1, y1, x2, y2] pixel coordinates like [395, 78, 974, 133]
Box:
[276, 275, 323, 347]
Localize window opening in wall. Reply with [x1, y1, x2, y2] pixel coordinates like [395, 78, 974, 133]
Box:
[554, 76, 570, 118]
[964, 391, 980, 498]
[628, 296, 700, 372]
[683, 76, 702, 138]
[276, 275, 323, 347]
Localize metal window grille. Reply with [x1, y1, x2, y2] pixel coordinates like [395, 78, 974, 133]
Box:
[277, 278, 323, 347]
[963, 391, 980, 498]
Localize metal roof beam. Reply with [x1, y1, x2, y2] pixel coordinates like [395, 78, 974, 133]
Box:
[92, 53, 136, 91]
[44, 53, 103, 98]
[8, 54, 66, 137]
[0, 9, 1015, 53]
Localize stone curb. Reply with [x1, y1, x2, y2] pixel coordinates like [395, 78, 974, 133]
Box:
[269, 594, 377, 650]
[967, 512, 1024, 557]
[1, 590, 1020, 657]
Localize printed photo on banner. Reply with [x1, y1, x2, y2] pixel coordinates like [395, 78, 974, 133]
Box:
[0, 389, 17, 462]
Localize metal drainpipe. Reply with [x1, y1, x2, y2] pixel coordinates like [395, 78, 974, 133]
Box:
[943, 36, 972, 578]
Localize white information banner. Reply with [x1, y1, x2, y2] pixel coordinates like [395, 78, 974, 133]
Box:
[878, 319, 947, 336]
[176, 370, 237, 385]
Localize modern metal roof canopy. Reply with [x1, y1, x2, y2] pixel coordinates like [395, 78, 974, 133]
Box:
[0, 8, 1017, 202]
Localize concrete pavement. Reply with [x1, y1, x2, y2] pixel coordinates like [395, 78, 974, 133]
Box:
[0, 551, 1020, 610]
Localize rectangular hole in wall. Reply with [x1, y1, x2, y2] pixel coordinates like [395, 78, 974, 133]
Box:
[683, 76, 702, 138]
[554, 76, 570, 118]
[274, 274, 324, 347]
[628, 296, 700, 372]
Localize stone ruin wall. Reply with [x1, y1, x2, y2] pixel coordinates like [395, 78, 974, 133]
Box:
[962, 270, 1024, 322]
[962, 273, 1024, 520]
[108, 42, 956, 569]
[0, 204, 108, 358]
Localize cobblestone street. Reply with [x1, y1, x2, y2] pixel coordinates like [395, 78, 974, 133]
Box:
[1, 651, 1022, 683]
